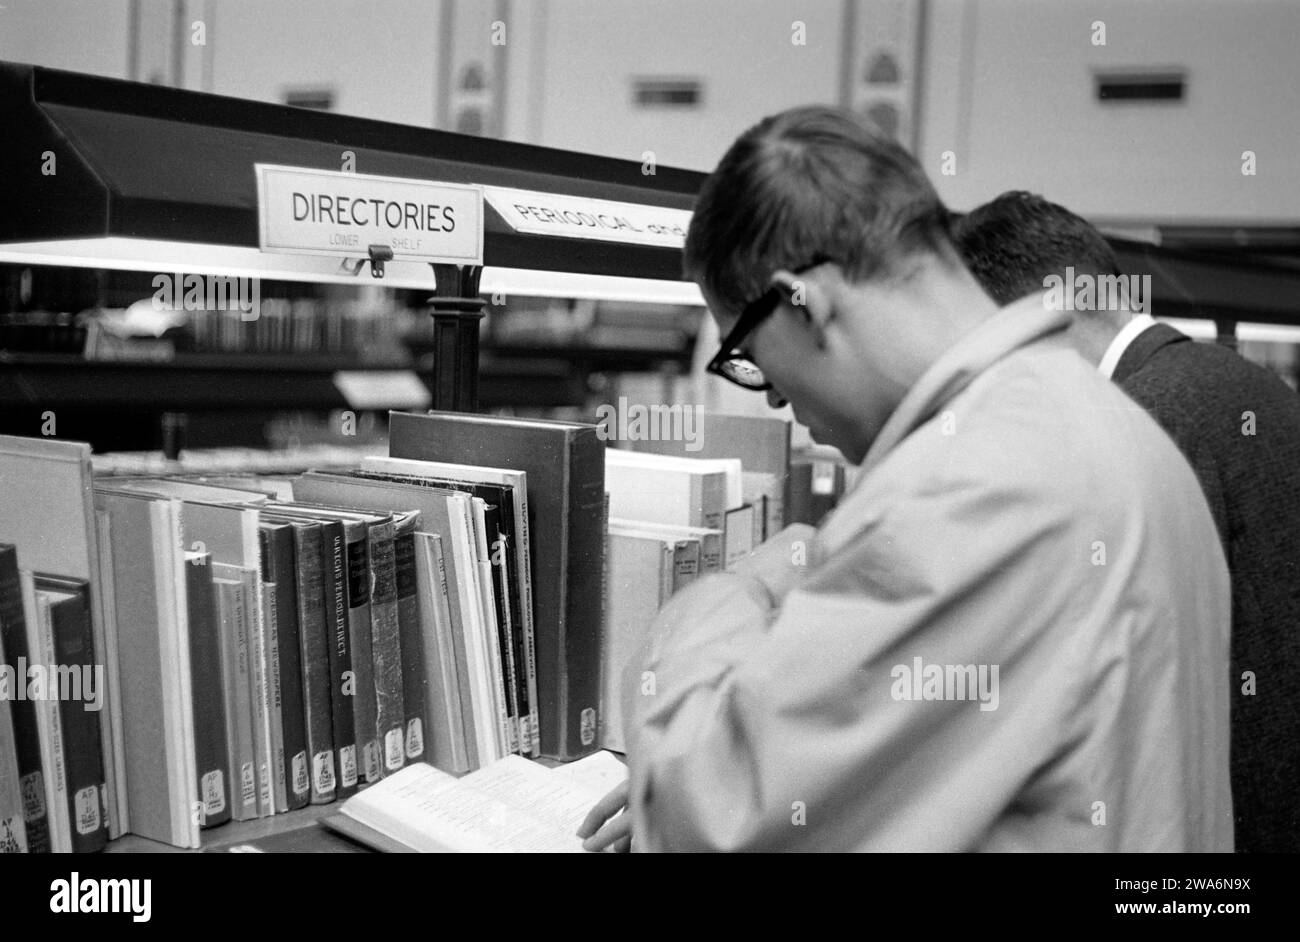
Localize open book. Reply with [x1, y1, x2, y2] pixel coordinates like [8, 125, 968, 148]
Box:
[324, 751, 627, 852]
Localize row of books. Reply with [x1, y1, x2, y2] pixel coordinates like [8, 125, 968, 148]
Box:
[599, 413, 795, 752]
[0, 410, 838, 852]
[0, 412, 607, 851]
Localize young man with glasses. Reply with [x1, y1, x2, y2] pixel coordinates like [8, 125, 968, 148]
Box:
[579, 106, 1232, 852]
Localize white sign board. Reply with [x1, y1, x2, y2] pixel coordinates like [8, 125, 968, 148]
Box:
[256, 164, 483, 265]
[483, 186, 692, 249]
[333, 371, 432, 410]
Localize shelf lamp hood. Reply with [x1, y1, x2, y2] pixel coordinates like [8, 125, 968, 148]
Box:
[3, 61, 1299, 325]
[0, 61, 705, 301]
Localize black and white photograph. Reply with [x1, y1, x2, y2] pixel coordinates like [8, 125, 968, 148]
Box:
[0, 0, 1295, 918]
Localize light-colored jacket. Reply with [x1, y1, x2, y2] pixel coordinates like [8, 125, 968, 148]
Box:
[623, 296, 1233, 852]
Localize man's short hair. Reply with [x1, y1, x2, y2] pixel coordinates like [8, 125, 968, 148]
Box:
[952, 191, 1121, 306]
[684, 106, 952, 312]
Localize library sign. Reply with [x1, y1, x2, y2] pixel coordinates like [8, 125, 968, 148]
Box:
[256, 164, 484, 264]
[484, 186, 692, 249]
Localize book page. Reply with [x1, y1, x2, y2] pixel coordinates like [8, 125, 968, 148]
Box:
[550, 750, 629, 798]
[342, 760, 590, 853]
[459, 756, 598, 849]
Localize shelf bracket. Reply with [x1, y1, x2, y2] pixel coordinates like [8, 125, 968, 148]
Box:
[426, 263, 486, 412]
[1214, 319, 1238, 350]
[367, 244, 394, 279]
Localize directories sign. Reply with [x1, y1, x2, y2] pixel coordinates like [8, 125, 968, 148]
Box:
[256, 164, 484, 265]
[483, 186, 691, 249]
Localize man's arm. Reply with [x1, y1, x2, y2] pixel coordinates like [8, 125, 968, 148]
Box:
[621, 476, 1082, 852]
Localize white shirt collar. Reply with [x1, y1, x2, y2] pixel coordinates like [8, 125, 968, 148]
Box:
[1098, 313, 1157, 379]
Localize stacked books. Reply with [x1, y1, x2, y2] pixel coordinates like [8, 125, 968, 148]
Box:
[0, 412, 607, 850]
[598, 413, 793, 751]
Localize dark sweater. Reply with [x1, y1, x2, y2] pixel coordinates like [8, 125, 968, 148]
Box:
[1114, 324, 1300, 852]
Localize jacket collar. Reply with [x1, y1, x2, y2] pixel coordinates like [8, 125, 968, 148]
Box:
[860, 294, 1071, 473]
[1111, 322, 1190, 384]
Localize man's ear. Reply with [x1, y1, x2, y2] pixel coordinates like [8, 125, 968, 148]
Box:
[771, 268, 835, 346]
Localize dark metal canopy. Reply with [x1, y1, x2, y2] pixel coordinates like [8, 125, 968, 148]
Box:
[0, 60, 703, 282]
[2, 60, 1298, 325]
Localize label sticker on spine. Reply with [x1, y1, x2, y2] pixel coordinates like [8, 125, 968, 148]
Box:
[339, 744, 358, 788]
[405, 718, 424, 759]
[0, 816, 25, 853]
[384, 728, 404, 770]
[201, 770, 226, 815]
[20, 771, 45, 820]
[313, 751, 336, 794]
[580, 707, 597, 746]
[74, 786, 100, 836]
[240, 763, 256, 806]
[364, 740, 381, 782]
[291, 752, 310, 797]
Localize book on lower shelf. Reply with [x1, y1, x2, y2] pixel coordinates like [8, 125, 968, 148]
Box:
[323, 750, 628, 853]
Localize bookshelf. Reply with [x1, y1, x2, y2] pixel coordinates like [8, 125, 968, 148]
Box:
[0, 59, 703, 854]
[104, 804, 356, 854]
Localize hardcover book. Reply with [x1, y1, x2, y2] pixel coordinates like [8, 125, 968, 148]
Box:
[256, 522, 311, 810]
[0, 544, 49, 852]
[355, 457, 539, 757]
[184, 552, 232, 828]
[34, 575, 110, 854]
[388, 411, 606, 761]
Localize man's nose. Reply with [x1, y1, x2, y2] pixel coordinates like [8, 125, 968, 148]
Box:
[766, 387, 788, 409]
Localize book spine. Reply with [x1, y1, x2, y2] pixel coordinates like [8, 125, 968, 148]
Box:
[561, 432, 606, 759]
[49, 592, 109, 847]
[392, 520, 426, 764]
[493, 530, 525, 755]
[512, 481, 541, 757]
[262, 529, 309, 811]
[217, 579, 258, 822]
[321, 523, 358, 799]
[671, 540, 700, 593]
[699, 531, 724, 574]
[185, 556, 231, 828]
[261, 583, 288, 813]
[30, 592, 71, 851]
[0, 603, 27, 852]
[92, 512, 126, 840]
[294, 530, 336, 804]
[0, 549, 49, 852]
[344, 533, 380, 784]
[368, 521, 406, 777]
[699, 474, 727, 531]
[471, 503, 517, 755]
[432, 520, 479, 771]
[426, 534, 469, 772]
[247, 580, 276, 818]
[460, 505, 509, 760]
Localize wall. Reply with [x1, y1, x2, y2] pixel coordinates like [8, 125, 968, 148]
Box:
[3, 0, 1297, 222]
[918, 0, 1300, 224]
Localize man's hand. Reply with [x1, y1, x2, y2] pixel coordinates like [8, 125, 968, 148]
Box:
[576, 781, 632, 852]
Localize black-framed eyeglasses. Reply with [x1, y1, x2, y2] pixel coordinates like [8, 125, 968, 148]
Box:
[705, 256, 834, 391]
